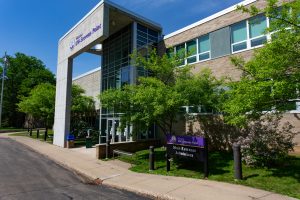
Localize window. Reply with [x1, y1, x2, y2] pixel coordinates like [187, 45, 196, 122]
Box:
[198, 35, 210, 61]
[231, 15, 268, 53]
[172, 35, 211, 66]
[231, 21, 248, 52]
[175, 43, 185, 66]
[186, 39, 197, 64]
[166, 48, 174, 58]
[249, 15, 267, 47]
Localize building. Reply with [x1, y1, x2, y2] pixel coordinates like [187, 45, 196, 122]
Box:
[54, 0, 300, 149]
[72, 67, 101, 110]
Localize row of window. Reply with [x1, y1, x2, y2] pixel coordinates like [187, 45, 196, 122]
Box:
[168, 15, 270, 65]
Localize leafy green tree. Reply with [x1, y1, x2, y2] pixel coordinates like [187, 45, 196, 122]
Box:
[18, 83, 55, 128]
[219, 0, 300, 166]
[71, 85, 95, 113]
[0, 53, 55, 127]
[18, 84, 95, 130]
[100, 50, 222, 135]
[224, 0, 300, 126]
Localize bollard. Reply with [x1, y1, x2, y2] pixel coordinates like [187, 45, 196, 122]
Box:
[27, 127, 29, 132]
[203, 138, 209, 178]
[149, 146, 155, 171]
[36, 129, 39, 138]
[44, 128, 48, 141]
[166, 153, 170, 172]
[30, 128, 32, 137]
[233, 143, 243, 180]
[106, 140, 110, 159]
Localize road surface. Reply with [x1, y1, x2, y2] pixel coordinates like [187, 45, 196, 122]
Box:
[0, 138, 150, 200]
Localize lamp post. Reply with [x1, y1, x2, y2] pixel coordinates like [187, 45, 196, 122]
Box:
[0, 52, 8, 128]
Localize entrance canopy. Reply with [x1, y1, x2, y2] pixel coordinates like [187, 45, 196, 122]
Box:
[54, 0, 162, 147]
[58, 0, 161, 62]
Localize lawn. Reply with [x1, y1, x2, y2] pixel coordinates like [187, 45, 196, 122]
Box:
[0, 128, 27, 132]
[10, 130, 99, 147]
[10, 130, 54, 144]
[119, 147, 300, 199]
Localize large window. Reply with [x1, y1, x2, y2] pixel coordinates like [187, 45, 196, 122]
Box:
[198, 34, 210, 61]
[186, 39, 197, 64]
[167, 14, 271, 66]
[249, 15, 268, 47]
[170, 34, 211, 66]
[231, 21, 248, 52]
[231, 15, 268, 53]
[175, 43, 186, 66]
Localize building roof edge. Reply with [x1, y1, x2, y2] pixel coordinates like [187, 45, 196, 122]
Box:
[163, 0, 257, 40]
[72, 67, 101, 81]
[59, 0, 162, 42]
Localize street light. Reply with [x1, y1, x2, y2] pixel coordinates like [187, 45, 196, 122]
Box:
[0, 52, 9, 127]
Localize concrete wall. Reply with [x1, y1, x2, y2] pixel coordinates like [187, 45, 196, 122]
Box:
[54, 2, 109, 147]
[73, 68, 101, 110]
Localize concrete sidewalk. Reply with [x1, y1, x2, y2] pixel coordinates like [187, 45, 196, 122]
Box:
[1, 134, 297, 200]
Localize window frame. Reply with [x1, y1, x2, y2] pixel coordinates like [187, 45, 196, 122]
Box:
[231, 15, 270, 54]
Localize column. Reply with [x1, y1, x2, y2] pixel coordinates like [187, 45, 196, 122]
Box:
[53, 58, 73, 147]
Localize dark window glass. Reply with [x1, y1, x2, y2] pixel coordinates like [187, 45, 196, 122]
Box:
[199, 52, 210, 61]
[187, 56, 197, 64]
[232, 42, 247, 52]
[251, 36, 267, 47]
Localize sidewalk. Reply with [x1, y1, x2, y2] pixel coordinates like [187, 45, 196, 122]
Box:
[1, 134, 297, 200]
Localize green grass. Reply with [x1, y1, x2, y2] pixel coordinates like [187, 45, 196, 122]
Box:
[119, 147, 300, 199]
[10, 130, 54, 144]
[10, 130, 98, 147]
[0, 128, 27, 131]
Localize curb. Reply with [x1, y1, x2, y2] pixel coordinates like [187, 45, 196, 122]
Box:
[8, 136, 165, 199]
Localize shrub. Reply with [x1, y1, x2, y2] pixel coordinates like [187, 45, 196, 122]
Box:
[237, 116, 297, 167]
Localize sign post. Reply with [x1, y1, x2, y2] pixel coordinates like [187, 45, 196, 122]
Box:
[166, 135, 209, 178]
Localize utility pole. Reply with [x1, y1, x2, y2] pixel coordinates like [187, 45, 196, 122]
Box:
[0, 52, 8, 127]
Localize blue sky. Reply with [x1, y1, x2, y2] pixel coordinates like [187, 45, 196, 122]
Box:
[0, 0, 241, 77]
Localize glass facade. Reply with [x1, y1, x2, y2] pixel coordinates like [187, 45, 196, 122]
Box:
[102, 25, 132, 91]
[100, 22, 160, 144]
[136, 23, 159, 78]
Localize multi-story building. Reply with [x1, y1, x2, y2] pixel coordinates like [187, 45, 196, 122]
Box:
[54, 0, 299, 150]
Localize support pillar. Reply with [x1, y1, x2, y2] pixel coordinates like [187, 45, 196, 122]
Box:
[53, 58, 73, 147]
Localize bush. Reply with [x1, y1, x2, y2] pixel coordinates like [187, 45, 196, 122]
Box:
[237, 116, 297, 167]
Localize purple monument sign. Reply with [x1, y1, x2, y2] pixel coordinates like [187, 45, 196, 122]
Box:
[166, 134, 205, 147]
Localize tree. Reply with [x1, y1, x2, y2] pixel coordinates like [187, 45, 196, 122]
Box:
[71, 85, 95, 113]
[223, 0, 300, 126]
[221, 0, 299, 166]
[18, 83, 55, 128]
[0, 53, 55, 127]
[70, 85, 96, 136]
[100, 50, 223, 135]
[18, 84, 95, 130]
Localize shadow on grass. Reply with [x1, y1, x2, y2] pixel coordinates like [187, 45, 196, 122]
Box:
[243, 174, 259, 180]
[265, 156, 300, 183]
[130, 148, 232, 176]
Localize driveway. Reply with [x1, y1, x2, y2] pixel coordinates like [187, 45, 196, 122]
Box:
[0, 138, 150, 200]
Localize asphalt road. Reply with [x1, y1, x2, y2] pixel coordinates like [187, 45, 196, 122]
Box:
[0, 138, 151, 200]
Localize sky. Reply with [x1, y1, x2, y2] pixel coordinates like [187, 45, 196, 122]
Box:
[0, 0, 241, 78]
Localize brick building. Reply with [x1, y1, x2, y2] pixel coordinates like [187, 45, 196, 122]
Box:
[54, 0, 299, 148]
